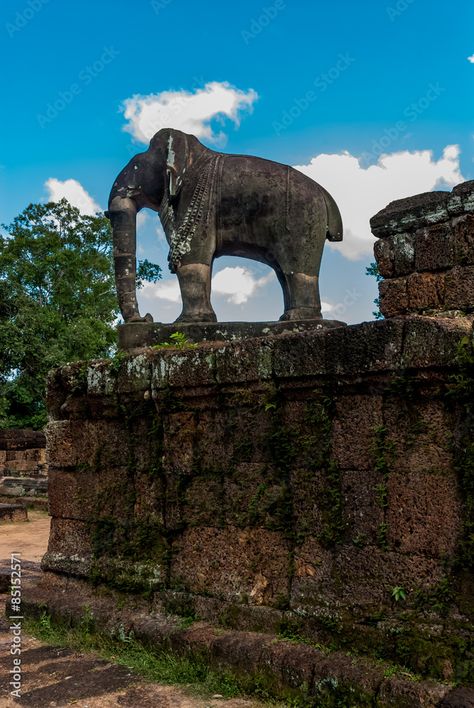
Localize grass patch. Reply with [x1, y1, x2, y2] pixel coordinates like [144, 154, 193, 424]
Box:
[24, 611, 306, 705]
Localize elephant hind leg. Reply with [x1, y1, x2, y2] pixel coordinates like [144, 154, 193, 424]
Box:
[278, 272, 322, 321]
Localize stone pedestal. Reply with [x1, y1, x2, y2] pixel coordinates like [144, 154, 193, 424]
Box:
[118, 318, 345, 351]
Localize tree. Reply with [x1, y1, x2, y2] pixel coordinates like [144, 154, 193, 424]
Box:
[0, 199, 160, 429]
[365, 261, 383, 320]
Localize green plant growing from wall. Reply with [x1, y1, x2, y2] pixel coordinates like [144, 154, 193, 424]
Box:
[391, 586, 407, 603]
[153, 332, 196, 349]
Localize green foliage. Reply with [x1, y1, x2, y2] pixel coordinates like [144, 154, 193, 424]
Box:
[152, 331, 196, 349]
[136, 258, 162, 288]
[0, 199, 161, 429]
[25, 611, 304, 704]
[365, 261, 383, 320]
[366, 261, 383, 282]
[0, 200, 117, 428]
[391, 586, 407, 603]
[376, 522, 389, 551]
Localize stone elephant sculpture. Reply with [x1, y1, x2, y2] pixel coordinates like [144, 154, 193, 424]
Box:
[107, 128, 342, 323]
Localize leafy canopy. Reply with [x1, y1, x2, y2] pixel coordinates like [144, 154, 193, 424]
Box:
[0, 199, 160, 429]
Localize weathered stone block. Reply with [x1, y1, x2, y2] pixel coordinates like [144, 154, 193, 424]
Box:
[323, 325, 348, 375]
[331, 396, 383, 470]
[387, 471, 461, 556]
[291, 468, 326, 540]
[333, 545, 444, 607]
[273, 332, 326, 379]
[379, 278, 409, 318]
[415, 223, 455, 272]
[406, 271, 445, 311]
[378, 677, 450, 707]
[447, 179, 474, 216]
[224, 463, 288, 529]
[224, 404, 274, 465]
[346, 319, 404, 374]
[48, 466, 163, 522]
[42, 518, 92, 576]
[46, 419, 131, 470]
[215, 339, 273, 384]
[444, 265, 474, 310]
[170, 526, 291, 605]
[290, 537, 334, 610]
[383, 398, 454, 474]
[452, 213, 474, 265]
[401, 316, 473, 369]
[370, 190, 450, 239]
[160, 348, 217, 389]
[0, 503, 28, 523]
[341, 470, 384, 545]
[162, 411, 196, 473]
[183, 474, 225, 527]
[374, 232, 415, 278]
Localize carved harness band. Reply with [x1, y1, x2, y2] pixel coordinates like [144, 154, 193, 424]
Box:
[161, 152, 223, 273]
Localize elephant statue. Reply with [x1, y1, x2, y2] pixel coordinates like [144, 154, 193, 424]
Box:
[107, 128, 342, 323]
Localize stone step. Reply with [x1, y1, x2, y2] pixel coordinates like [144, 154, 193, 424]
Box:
[0, 476, 48, 497]
[0, 503, 28, 524]
[0, 464, 48, 479]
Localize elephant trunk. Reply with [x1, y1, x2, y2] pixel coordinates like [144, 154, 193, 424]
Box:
[107, 195, 142, 323]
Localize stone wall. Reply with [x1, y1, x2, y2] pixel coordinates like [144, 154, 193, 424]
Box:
[42, 181, 474, 684]
[0, 429, 47, 499]
[371, 180, 474, 318]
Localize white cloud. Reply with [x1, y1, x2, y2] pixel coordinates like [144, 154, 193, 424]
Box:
[293, 145, 464, 260]
[142, 266, 273, 306]
[212, 266, 273, 304]
[45, 178, 101, 215]
[122, 81, 258, 145]
[142, 278, 181, 303]
[321, 301, 335, 314]
[467, 54, 474, 63]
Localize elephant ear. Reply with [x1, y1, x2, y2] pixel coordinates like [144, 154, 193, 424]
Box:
[165, 130, 189, 200]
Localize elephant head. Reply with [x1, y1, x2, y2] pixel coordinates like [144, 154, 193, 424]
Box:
[106, 129, 204, 322]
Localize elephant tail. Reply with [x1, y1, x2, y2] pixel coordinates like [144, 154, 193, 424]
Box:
[321, 187, 343, 242]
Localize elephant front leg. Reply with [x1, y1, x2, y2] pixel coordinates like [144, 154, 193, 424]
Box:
[279, 272, 322, 321]
[175, 263, 217, 323]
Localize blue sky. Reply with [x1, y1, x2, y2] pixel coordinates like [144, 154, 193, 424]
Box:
[1, 0, 473, 323]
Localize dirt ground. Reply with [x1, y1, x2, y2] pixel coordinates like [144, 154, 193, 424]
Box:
[0, 511, 50, 565]
[0, 514, 267, 707]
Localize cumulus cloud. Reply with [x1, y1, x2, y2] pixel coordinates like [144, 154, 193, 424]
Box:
[293, 145, 464, 260]
[467, 55, 474, 63]
[45, 178, 101, 215]
[212, 266, 272, 304]
[142, 265, 273, 306]
[122, 81, 258, 145]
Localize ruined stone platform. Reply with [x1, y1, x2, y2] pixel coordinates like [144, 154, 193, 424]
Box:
[118, 318, 346, 351]
[0, 502, 27, 523]
[38, 181, 474, 697]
